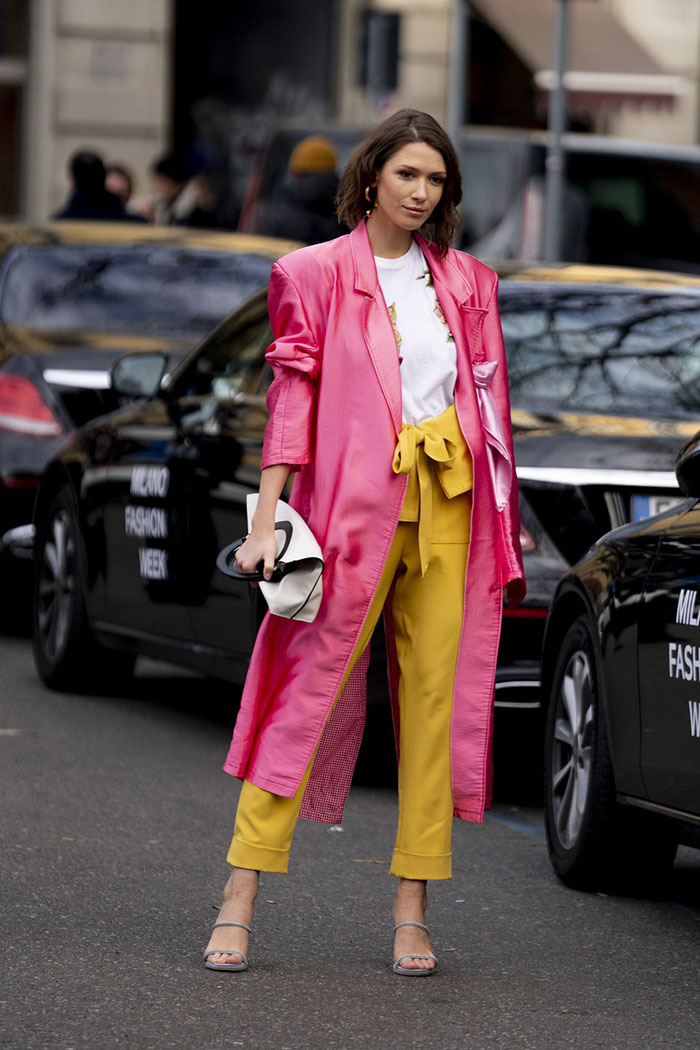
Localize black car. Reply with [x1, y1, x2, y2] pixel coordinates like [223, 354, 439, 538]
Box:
[541, 434, 700, 891]
[0, 222, 299, 588]
[30, 265, 700, 726]
[490, 264, 699, 722]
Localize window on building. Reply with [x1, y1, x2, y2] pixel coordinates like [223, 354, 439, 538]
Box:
[0, 0, 28, 216]
[0, 0, 29, 56]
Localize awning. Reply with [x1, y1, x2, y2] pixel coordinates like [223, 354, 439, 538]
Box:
[471, 0, 682, 111]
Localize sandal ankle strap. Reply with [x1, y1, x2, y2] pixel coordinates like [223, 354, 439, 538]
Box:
[212, 920, 251, 933]
[394, 921, 430, 935]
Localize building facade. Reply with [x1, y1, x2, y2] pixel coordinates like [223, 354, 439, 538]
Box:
[9, 0, 700, 223]
[10, 0, 172, 221]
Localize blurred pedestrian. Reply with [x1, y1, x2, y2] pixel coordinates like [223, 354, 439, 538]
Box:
[149, 153, 217, 227]
[104, 164, 133, 208]
[105, 163, 150, 223]
[203, 109, 525, 976]
[53, 150, 128, 221]
[257, 134, 343, 243]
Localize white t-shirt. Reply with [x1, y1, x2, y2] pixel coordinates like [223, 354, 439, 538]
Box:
[374, 239, 457, 426]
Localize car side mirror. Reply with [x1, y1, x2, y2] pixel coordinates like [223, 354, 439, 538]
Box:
[676, 432, 700, 498]
[111, 353, 168, 400]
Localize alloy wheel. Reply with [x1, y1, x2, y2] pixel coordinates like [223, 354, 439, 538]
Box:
[550, 648, 595, 849]
[36, 509, 76, 663]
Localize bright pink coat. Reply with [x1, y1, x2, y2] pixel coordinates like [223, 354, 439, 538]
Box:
[223, 222, 524, 823]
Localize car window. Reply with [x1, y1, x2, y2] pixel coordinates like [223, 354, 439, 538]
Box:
[0, 243, 275, 340]
[458, 141, 528, 242]
[499, 283, 700, 421]
[568, 155, 700, 272]
[169, 291, 272, 402]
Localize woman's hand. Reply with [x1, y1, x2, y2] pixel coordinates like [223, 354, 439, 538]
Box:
[235, 528, 279, 582]
[504, 578, 526, 608]
[236, 464, 292, 583]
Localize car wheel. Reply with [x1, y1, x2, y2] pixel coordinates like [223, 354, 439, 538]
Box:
[544, 615, 676, 892]
[32, 485, 135, 691]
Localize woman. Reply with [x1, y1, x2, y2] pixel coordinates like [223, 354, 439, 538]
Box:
[204, 109, 525, 975]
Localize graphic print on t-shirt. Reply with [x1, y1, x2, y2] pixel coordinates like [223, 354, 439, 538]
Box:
[385, 266, 455, 353]
[417, 268, 455, 343]
[387, 301, 403, 356]
[375, 239, 459, 425]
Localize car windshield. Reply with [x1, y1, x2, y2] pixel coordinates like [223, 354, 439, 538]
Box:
[500, 282, 700, 420]
[0, 243, 276, 341]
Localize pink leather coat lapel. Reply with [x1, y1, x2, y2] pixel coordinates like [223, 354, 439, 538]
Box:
[350, 224, 403, 434]
[419, 237, 514, 512]
[416, 233, 488, 359]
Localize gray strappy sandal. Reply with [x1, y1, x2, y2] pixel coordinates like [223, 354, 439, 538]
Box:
[203, 920, 251, 971]
[392, 921, 438, 976]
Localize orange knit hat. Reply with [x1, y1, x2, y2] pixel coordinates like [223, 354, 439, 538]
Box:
[288, 136, 338, 175]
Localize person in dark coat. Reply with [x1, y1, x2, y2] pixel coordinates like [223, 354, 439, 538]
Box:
[53, 150, 129, 221]
[149, 153, 217, 228]
[257, 135, 344, 244]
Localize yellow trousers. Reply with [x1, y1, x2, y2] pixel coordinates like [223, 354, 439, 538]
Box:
[228, 406, 472, 881]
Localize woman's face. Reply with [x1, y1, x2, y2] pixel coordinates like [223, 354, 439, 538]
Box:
[373, 141, 446, 234]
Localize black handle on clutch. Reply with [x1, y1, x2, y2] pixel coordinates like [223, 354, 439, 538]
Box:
[216, 520, 293, 583]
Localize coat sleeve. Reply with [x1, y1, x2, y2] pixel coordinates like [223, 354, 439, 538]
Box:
[481, 273, 525, 586]
[261, 261, 322, 470]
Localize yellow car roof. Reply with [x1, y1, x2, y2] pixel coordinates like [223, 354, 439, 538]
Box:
[5, 223, 700, 290]
[494, 260, 700, 290]
[0, 221, 302, 260]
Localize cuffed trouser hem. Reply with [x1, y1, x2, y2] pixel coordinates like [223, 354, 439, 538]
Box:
[227, 835, 290, 874]
[389, 848, 452, 881]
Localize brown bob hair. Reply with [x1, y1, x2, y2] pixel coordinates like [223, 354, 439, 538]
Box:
[336, 109, 462, 258]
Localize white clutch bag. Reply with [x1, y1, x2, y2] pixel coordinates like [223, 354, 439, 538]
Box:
[216, 494, 324, 623]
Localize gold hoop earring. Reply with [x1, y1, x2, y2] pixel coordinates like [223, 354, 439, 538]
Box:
[364, 184, 377, 219]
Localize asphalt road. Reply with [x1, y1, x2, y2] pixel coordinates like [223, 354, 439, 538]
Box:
[3, 632, 700, 1050]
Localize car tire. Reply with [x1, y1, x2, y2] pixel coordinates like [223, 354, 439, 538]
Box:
[32, 484, 135, 691]
[544, 615, 676, 892]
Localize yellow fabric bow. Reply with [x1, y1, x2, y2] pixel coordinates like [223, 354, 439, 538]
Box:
[392, 413, 471, 575]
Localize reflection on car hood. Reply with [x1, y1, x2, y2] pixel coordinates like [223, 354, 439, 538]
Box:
[2, 324, 188, 357]
[511, 409, 695, 566]
[2, 325, 190, 389]
[512, 409, 695, 475]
